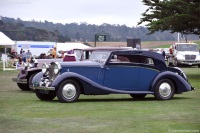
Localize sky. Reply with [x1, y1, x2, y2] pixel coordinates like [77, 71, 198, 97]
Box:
[0, 0, 148, 27]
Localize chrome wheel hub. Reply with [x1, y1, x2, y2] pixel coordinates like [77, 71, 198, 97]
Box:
[62, 83, 76, 99]
[159, 82, 171, 98]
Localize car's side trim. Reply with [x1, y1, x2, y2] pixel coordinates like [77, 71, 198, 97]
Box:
[106, 63, 160, 72]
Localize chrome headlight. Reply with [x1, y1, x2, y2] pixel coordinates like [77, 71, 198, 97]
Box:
[42, 63, 49, 74]
[27, 62, 33, 68]
[54, 62, 61, 75]
[177, 54, 184, 60]
[196, 55, 200, 60]
[22, 62, 28, 70]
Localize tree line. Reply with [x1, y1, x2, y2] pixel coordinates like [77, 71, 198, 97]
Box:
[0, 16, 199, 42]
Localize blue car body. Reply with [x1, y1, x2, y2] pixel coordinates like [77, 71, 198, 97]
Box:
[32, 50, 193, 102]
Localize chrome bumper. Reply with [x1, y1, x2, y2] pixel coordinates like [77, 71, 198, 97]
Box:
[12, 78, 27, 84]
[31, 84, 55, 91]
[178, 61, 200, 65]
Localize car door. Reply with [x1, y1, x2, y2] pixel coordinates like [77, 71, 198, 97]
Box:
[137, 56, 159, 91]
[103, 54, 139, 91]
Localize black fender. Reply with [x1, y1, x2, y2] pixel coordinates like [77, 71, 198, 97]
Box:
[26, 68, 41, 79]
[18, 68, 41, 80]
[17, 70, 28, 80]
[151, 71, 192, 93]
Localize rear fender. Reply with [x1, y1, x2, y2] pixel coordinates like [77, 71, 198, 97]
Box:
[151, 71, 192, 93]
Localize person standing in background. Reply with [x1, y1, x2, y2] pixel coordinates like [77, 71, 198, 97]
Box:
[161, 49, 166, 58]
[52, 47, 57, 58]
[21, 51, 26, 63]
[26, 50, 32, 62]
[10, 49, 16, 66]
[20, 48, 23, 54]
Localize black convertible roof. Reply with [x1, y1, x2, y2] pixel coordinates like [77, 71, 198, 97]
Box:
[111, 50, 165, 63]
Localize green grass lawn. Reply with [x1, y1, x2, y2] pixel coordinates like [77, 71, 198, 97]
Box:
[0, 68, 200, 133]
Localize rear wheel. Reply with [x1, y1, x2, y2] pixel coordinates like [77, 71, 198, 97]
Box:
[154, 79, 175, 100]
[57, 79, 80, 103]
[130, 94, 146, 99]
[35, 90, 56, 101]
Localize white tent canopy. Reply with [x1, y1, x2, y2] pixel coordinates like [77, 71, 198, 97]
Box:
[57, 42, 90, 52]
[0, 32, 15, 46]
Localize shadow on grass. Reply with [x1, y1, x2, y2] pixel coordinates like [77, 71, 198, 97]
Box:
[76, 96, 192, 103]
[77, 97, 156, 102]
[33, 95, 192, 103]
[13, 89, 34, 94]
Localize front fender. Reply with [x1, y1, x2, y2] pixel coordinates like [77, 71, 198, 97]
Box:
[51, 72, 92, 88]
[31, 71, 43, 85]
[151, 71, 192, 93]
[52, 72, 115, 94]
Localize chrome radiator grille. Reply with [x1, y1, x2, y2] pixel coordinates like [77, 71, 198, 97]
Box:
[48, 63, 56, 80]
[185, 55, 196, 60]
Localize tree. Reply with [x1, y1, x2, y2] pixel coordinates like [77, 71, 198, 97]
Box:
[138, 0, 200, 36]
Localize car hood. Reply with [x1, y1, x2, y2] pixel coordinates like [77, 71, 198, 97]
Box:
[59, 61, 102, 68]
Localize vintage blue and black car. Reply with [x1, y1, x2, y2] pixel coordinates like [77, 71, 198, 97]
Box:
[13, 47, 132, 91]
[31, 50, 194, 102]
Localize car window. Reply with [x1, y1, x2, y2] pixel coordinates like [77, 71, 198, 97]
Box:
[89, 51, 110, 63]
[108, 54, 154, 66]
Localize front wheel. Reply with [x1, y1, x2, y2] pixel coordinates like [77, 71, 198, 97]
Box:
[17, 83, 30, 91]
[35, 90, 56, 101]
[154, 79, 175, 100]
[56, 79, 80, 103]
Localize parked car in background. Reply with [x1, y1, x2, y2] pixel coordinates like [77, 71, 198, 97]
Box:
[12, 47, 133, 91]
[31, 50, 194, 102]
[167, 42, 200, 67]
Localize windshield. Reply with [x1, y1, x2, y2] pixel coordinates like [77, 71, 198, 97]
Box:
[73, 50, 82, 60]
[89, 51, 110, 63]
[176, 44, 199, 51]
